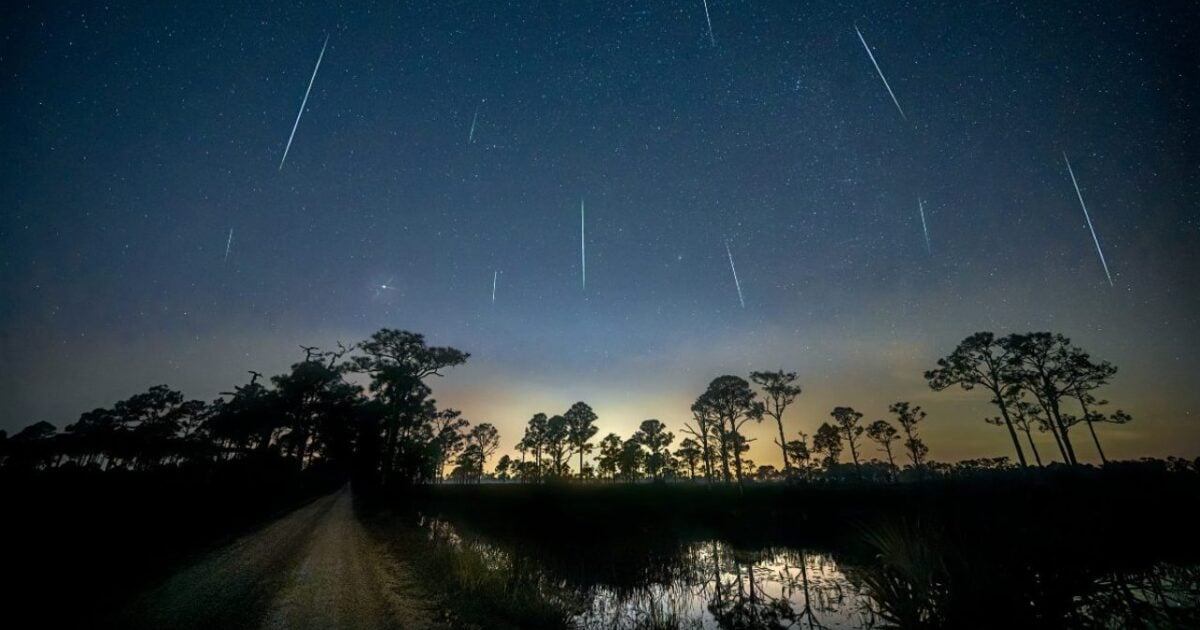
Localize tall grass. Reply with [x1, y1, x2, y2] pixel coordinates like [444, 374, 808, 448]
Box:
[364, 509, 581, 629]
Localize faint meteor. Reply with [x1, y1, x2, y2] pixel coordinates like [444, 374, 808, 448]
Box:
[918, 198, 931, 254]
[279, 34, 329, 171]
[224, 228, 233, 262]
[725, 241, 745, 308]
[854, 24, 906, 121]
[492, 270, 498, 303]
[701, 0, 716, 47]
[1063, 152, 1114, 286]
[469, 100, 483, 144]
[580, 198, 586, 290]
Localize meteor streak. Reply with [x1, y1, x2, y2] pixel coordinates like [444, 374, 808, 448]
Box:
[224, 228, 233, 262]
[580, 198, 586, 290]
[492, 270, 498, 303]
[279, 35, 329, 170]
[854, 25, 906, 121]
[918, 198, 931, 254]
[725, 241, 744, 308]
[469, 100, 482, 144]
[701, 0, 716, 47]
[1063, 152, 1114, 286]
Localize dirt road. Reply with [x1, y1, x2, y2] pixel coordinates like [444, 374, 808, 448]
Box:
[120, 486, 441, 629]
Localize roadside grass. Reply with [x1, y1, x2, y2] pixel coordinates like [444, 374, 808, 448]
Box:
[362, 501, 581, 629]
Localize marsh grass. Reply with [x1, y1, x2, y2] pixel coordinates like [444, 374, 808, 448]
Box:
[361, 467, 1200, 629]
[362, 506, 583, 629]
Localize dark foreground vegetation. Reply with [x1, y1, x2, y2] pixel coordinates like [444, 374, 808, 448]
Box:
[366, 463, 1200, 629]
[0, 460, 341, 626]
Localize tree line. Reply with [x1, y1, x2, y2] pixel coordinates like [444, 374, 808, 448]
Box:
[489, 331, 1139, 485]
[0, 329, 484, 485]
[489, 372, 937, 485]
[0, 329, 1141, 484]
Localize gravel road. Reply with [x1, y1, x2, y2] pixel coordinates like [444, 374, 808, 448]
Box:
[120, 486, 441, 629]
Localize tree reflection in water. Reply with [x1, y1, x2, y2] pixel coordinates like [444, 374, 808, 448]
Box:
[417, 516, 1199, 629]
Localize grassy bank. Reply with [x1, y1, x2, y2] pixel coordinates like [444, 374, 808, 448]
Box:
[359, 496, 581, 629]
[400, 464, 1200, 555]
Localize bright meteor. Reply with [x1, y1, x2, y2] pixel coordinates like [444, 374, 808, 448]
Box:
[725, 241, 744, 308]
[854, 25, 906, 121]
[1063, 152, 1114, 286]
[279, 35, 329, 171]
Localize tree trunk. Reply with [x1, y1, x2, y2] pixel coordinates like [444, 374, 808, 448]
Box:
[774, 417, 790, 474]
[731, 434, 744, 489]
[884, 445, 896, 482]
[846, 430, 862, 477]
[1049, 399, 1078, 464]
[718, 426, 732, 483]
[1075, 392, 1109, 465]
[1022, 428, 1044, 467]
[1036, 398, 1069, 464]
[993, 395, 1028, 467]
[698, 428, 713, 484]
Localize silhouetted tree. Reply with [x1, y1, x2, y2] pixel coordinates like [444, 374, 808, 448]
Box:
[494, 454, 512, 481]
[523, 413, 549, 481]
[564, 401, 599, 481]
[683, 403, 718, 483]
[890, 402, 928, 472]
[272, 347, 359, 469]
[831, 406, 865, 476]
[1008, 400, 1045, 467]
[1083, 409, 1133, 464]
[1003, 332, 1082, 464]
[463, 422, 499, 482]
[1065, 349, 1122, 464]
[783, 432, 812, 480]
[543, 415, 571, 478]
[431, 409, 469, 482]
[617, 437, 644, 481]
[7, 421, 58, 469]
[513, 436, 530, 482]
[676, 437, 703, 479]
[345, 329, 468, 484]
[866, 419, 900, 480]
[693, 375, 763, 487]
[633, 419, 674, 480]
[750, 370, 802, 476]
[209, 373, 279, 457]
[812, 422, 843, 470]
[453, 446, 482, 483]
[597, 432, 622, 480]
[926, 332, 1028, 467]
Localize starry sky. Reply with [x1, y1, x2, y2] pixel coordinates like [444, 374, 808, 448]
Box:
[2, 1, 1198, 465]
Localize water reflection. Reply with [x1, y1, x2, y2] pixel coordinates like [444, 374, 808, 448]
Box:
[416, 516, 1199, 629]
[577, 543, 875, 629]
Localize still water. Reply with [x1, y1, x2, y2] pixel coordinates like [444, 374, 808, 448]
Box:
[420, 516, 1199, 629]
[575, 543, 874, 629]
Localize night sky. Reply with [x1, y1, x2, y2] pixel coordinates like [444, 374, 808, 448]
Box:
[2, 1, 1198, 465]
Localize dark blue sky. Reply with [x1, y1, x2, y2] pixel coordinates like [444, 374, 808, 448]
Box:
[2, 1, 1197, 463]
